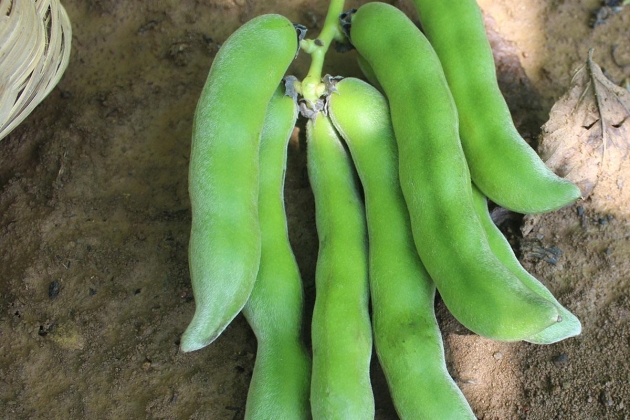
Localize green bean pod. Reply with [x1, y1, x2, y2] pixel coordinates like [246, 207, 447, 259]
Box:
[355, 53, 382, 92]
[241, 82, 310, 419]
[307, 114, 374, 419]
[348, 3, 559, 341]
[470, 184, 581, 344]
[181, 14, 301, 352]
[329, 77, 475, 420]
[409, 0, 581, 214]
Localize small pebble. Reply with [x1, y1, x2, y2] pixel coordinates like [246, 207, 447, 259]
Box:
[552, 353, 568, 366]
[493, 351, 503, 360]
[600, 390, 614, 406]
[48, 281, 60, 298]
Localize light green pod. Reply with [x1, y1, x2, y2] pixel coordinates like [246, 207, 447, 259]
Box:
[349, 3, 559, 341]
[470, 184, 581, 344]
[307, 115, 374, 420]
[329, 77, 475, 420]
[241, 83, 310, 419]
[355, 53, 382, 92]
[181, 14, 300, 352]
[409, 0, 581, 213]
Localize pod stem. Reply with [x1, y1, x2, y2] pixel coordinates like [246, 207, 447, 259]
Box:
[299, 0, 346, 103]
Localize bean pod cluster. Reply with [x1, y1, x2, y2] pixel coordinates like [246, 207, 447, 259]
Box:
[180, 2, 582, 418]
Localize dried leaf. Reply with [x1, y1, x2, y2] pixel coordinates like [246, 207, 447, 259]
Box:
[539, 50, 630, 219]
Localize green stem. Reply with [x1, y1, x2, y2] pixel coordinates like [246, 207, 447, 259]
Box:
[300, 0, 346, 103]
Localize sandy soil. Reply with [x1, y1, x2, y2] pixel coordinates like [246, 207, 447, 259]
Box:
[1, 0, 629, 419]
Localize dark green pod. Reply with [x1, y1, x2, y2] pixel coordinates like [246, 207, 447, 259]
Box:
[329, 77, 475, 420]
[349, 2, 559, 341]
[182, 14, 299, 352]
[307, 115, 374, 419]
[409, 0, 581, 213]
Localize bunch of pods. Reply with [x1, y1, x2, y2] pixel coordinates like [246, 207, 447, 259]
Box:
[180, 1, 582, 419]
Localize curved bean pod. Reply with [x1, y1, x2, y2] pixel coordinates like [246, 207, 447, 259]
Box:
[329, 76, 475, 420]
[181, 14, 301, 352]
[409, 0, 581, 213]
[348, 2, 559, 341]
[355, 53, 382, 92]
[307, 114, 374, 419]
[470, 185, 581, 344]
[242, 82, 311, 419]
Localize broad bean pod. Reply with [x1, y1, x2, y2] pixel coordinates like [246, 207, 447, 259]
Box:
[409, 0, 581, 214]
[348, 2, 560, 341]
[470, 184, 581, 344]
[328, 76, 475, 420]
[242, 82, 311, 419]
[355, 54, 382, 92]
[181, 14, 301, 352]
[307, 114, 374, 419]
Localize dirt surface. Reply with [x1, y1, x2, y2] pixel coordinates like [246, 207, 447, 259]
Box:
[1, 0, 629, 419]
